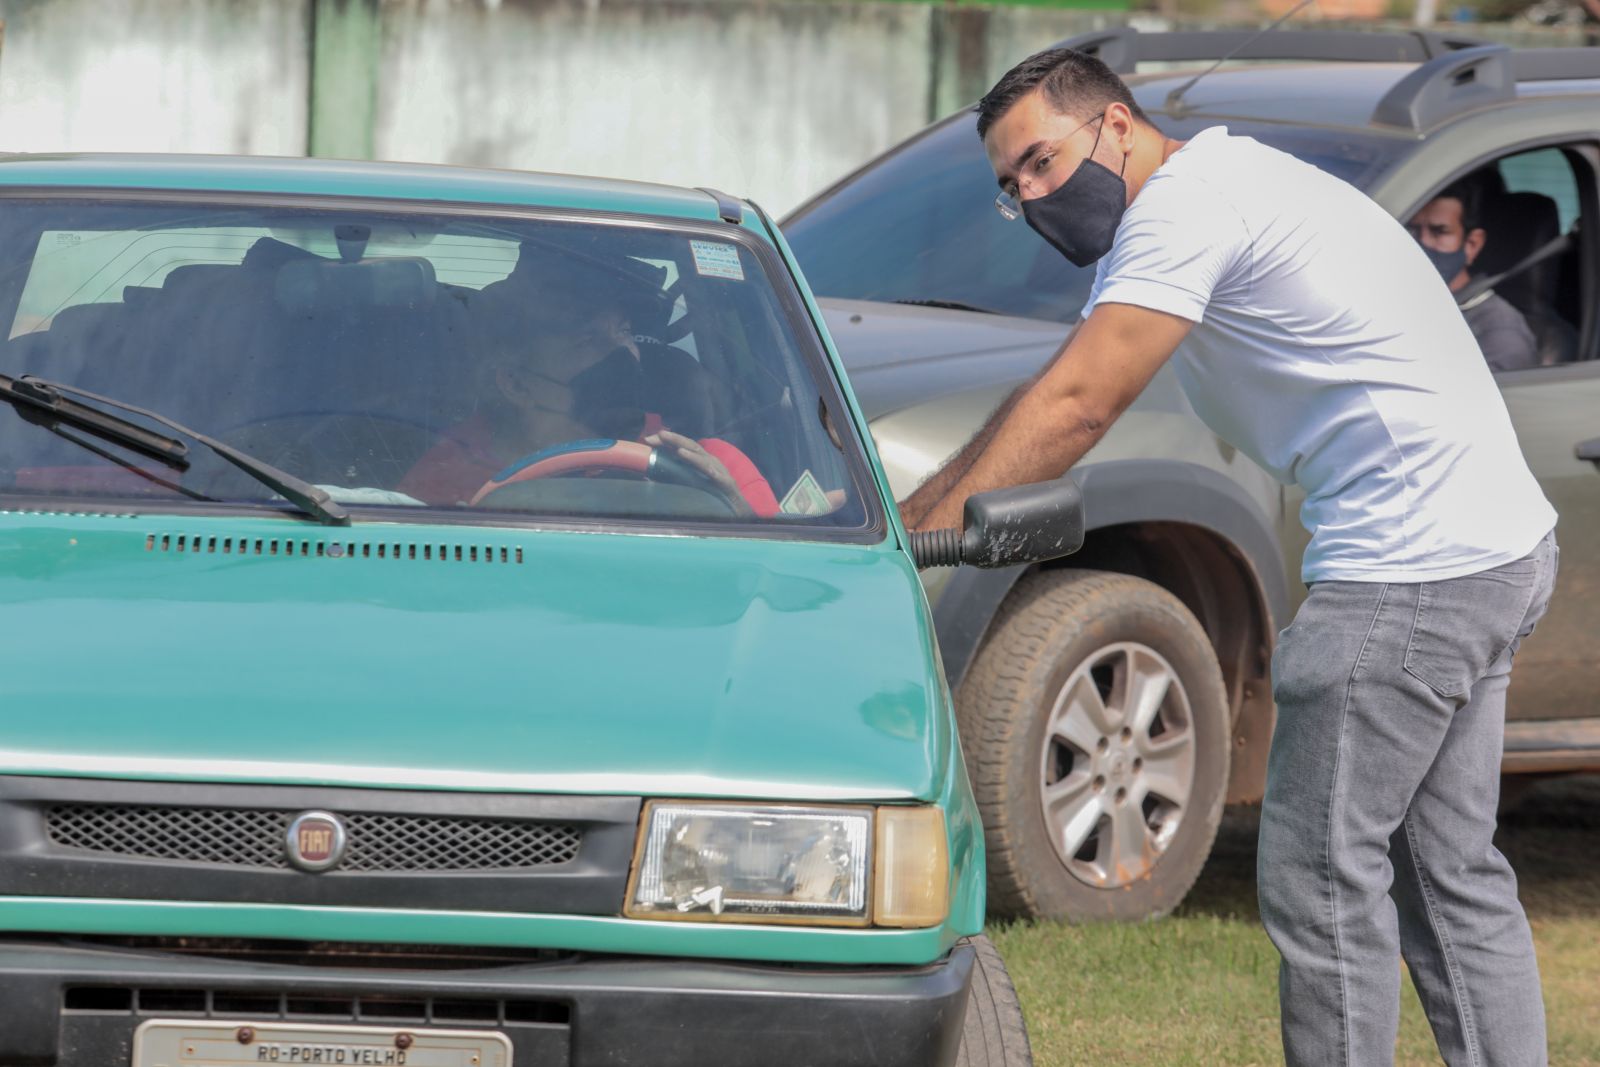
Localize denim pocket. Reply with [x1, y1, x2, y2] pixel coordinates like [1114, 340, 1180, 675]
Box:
[1402, 557, 1540, 699]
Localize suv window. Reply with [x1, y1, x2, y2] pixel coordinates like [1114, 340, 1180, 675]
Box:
[1432, 143, 1594, 368]
[785, 114, 1413, 326]
[0, 198, 869, 531]
[1500, 147, 1581, 232]
[784, 116, 1097, 324]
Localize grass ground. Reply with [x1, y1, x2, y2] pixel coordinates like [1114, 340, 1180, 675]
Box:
[989, 774, 1600, 1066]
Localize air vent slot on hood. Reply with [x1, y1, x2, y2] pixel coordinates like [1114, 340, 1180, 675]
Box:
[145, 532, 523, 564]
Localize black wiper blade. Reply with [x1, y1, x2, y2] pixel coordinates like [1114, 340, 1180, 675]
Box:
[52, 424, 219, 503]
[1, 374, 191, 469]
[0, 374, 349, 526]
[891, 298, 998, 314]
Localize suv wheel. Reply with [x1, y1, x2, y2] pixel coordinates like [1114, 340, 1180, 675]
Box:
[954, 934, 1035, 1066]
[957, 570, 1230, 921]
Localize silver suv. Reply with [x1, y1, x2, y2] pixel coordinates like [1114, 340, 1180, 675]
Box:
[783, 28, 1600, 922]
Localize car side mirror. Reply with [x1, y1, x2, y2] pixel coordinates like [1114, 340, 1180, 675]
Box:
[909, 479, 1085, 569]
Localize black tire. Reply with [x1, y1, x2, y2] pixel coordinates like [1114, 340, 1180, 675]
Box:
[957, 569, 1230, 921]
[954, 934, 1034, 1067]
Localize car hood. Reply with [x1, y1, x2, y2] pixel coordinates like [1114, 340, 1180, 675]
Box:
[0, 513, 946, 802]
[818, 298, 1070, 420]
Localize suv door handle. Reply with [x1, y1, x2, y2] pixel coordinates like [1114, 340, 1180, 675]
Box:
[1577, 437, 1600, 468]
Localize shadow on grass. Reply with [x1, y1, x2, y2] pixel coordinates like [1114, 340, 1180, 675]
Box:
[1176, 772, 1600, 922]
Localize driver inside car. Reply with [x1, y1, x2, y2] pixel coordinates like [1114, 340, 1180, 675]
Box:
[397, 265, 780, 516]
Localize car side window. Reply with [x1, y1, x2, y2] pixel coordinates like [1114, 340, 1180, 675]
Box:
[1464, 145, 1592, 369]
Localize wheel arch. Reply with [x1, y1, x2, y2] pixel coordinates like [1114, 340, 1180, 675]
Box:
[934, 459, 1289, 803]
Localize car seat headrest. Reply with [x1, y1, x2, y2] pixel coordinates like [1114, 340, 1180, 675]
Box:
[1474, 190, 1561, 312]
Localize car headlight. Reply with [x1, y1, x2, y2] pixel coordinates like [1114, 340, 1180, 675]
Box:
[624, 801, 948, 928]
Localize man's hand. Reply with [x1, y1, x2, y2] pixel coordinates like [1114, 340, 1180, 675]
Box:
[912, 302, 1192, 531]
[644, 429, 752, 515]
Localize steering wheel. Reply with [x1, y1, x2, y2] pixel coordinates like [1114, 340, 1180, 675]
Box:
[469, 438, 743, 511]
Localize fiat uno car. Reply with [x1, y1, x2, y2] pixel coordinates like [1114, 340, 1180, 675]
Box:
[0, 157, 1078, 1065]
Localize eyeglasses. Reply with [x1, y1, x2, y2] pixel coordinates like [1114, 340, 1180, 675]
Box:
[994, 114, 1104, 221]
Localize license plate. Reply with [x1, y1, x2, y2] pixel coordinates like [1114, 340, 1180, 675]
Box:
[132, 1021, 513, 1067]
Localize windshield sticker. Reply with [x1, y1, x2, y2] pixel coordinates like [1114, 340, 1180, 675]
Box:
[689, 240, 745, 282]
[780, 469, 831, 516]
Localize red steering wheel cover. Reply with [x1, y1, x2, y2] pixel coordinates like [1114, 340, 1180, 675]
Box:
[468, 440, 653, 506]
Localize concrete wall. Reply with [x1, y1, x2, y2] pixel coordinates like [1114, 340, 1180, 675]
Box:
[0, 0, 1120, 213]
[0, 0, 309, 156]
[0, 0, 1588, 216]
[365, 0, 939, 216]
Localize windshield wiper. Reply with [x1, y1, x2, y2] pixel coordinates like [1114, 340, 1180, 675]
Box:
[891, 298, 998, 314]
[0, 373, 349, 526]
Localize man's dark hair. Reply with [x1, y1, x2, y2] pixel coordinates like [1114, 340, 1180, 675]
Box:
[976, 47, 1151, 141]
[1435, 176, 1485, 233]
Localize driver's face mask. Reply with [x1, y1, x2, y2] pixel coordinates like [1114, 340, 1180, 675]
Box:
[569, 346, 645, 441]
[1021, 117, 1130, 268]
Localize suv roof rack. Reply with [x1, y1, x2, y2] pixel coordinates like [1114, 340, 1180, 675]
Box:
[1053, 27, 1486, 73]
[1511, 48, 1600, 81]
[1370, 44, 1514, 131]
[1057, 28, 1600, 133]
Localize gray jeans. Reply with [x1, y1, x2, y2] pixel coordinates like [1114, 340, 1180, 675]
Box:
[1259, 531, 1558, 1067]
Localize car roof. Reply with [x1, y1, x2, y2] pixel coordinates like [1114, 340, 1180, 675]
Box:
[1129, 64, 1600, 134]
[1129, 63, 1420, 132]
[0, 152, 729, 223]
[1061, 29, 1600, 135]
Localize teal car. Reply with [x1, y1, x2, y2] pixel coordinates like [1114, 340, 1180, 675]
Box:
[0, 156, 1074, 1065]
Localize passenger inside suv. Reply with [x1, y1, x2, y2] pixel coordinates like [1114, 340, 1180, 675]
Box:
[1408, 177, 1539, 373]
[1469, 156, 1584, 367]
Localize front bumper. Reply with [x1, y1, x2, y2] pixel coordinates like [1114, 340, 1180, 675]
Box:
[0, 939, 973, 1067]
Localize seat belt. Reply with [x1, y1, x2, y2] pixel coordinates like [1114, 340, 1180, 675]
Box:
[1454, 231, 1573, 308]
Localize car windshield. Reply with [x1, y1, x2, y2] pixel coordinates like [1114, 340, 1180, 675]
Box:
[0, 197, 870, 532]
[783, 113, 1411, 325]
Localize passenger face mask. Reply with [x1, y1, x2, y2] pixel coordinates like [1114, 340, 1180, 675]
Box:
[1021, 119, 1130, 268]
[1420, 245, 1468, 284]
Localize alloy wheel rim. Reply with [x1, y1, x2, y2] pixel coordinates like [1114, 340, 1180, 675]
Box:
[1037, 641, 1197, 889]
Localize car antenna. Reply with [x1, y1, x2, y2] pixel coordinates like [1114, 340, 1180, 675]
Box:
[1164, 0, 1317, 118]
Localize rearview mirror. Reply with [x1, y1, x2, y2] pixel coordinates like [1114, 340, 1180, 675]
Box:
[275, 256, 438, 315]
[909, 479, 1085, 569]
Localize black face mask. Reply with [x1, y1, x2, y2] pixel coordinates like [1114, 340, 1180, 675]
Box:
[569, 347, 645, 440]
[1420, 245, 1468, 284]
[1021, 123, 1129, 268]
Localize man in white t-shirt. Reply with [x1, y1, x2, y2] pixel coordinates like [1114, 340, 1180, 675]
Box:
[901, 48, 1557, 1067]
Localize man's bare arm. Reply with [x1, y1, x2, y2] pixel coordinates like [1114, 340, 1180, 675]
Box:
[898, 323, 1079, 528]
[912, 303, 1193, 531]
[898, 382, 1027, 528]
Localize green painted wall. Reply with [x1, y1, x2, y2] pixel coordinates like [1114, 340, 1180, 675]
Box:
[308, 0, 381, 159]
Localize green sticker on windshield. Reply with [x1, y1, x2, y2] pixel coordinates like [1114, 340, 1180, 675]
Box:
[780, 469, 831, 516]
[690, 240, 745, 281]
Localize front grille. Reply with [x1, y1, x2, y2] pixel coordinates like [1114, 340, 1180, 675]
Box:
[4, 778, 639, 916]
[343, 813, 581, 870]
[62, 986, 569, 1025]
[45, 804, 582, 872]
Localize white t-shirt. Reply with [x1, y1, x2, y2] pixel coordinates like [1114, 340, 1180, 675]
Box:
[1082, 126, 1555, 583]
